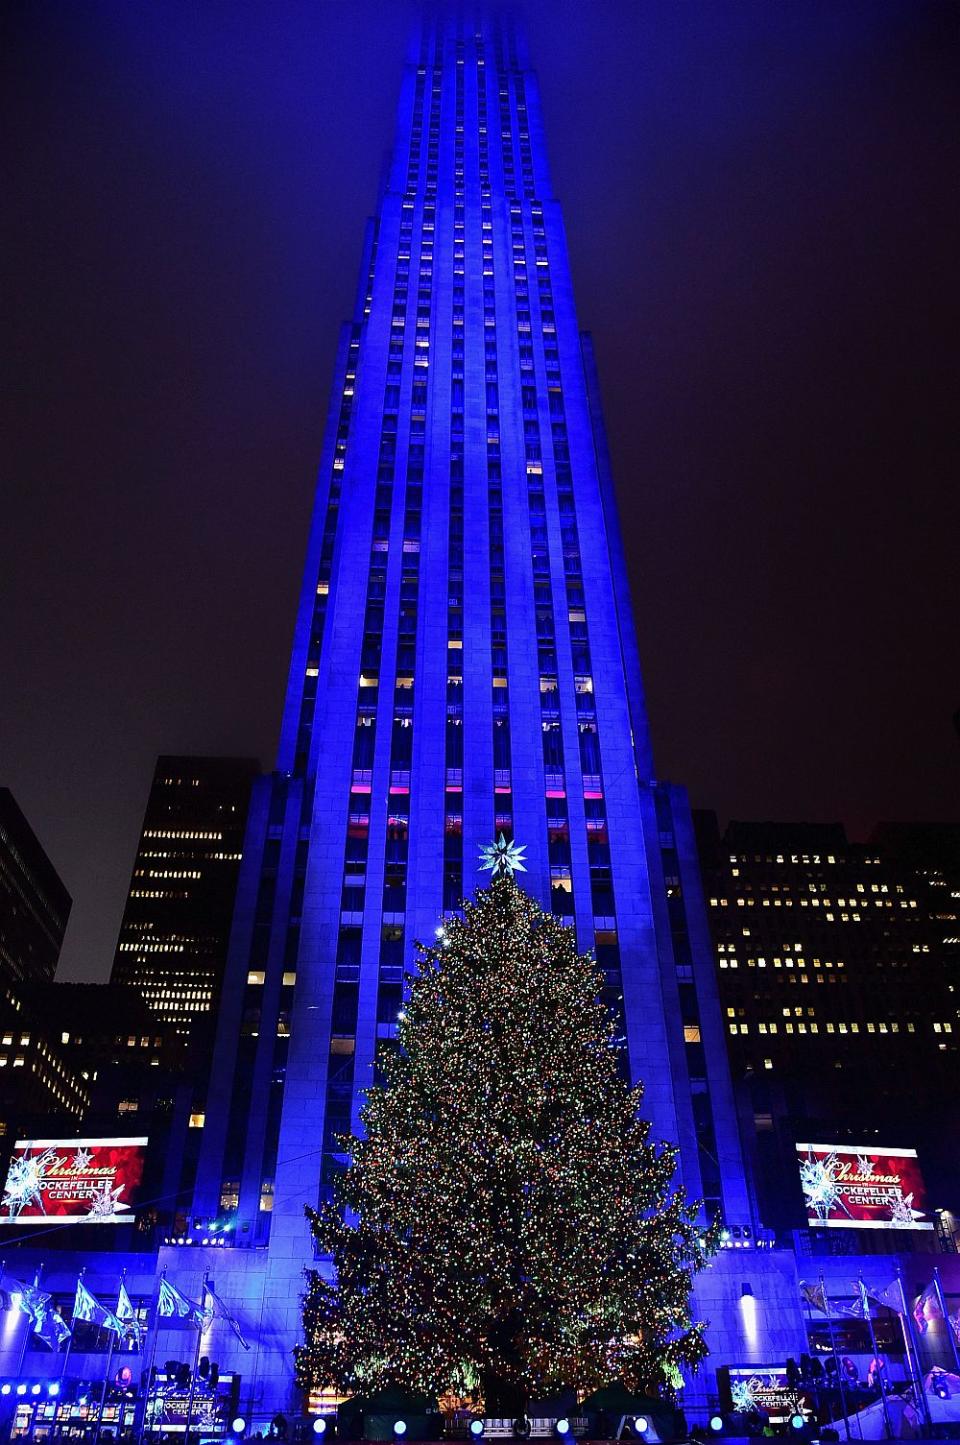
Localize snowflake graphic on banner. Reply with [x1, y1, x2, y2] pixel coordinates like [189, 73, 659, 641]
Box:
[856, 1154, 873, 1178]
[478, 833, 527, 877]
[730, 1379, 757, 1412]
[87, 1180, 131, 1220]
[889, 1190, 924, 1226]
[799, 1151, 843, 1220]
[2, 1147, 59, 1218]
[71, 1148, 93, 1172]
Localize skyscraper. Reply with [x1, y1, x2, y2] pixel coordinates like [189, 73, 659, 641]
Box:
[111, 756, 258, 1033]
[0, 787, 71, 990]
[189, 10, 751, 1406]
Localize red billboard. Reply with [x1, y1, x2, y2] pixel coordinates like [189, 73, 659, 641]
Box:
[1, 1137, 147, 1224]
[796, 1142, 932, 1230]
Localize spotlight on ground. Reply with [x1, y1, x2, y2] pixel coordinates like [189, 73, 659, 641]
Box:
[30, 1385, 41, 1396]
[555, 1418, 570, 1437]
[231, 1418, 246, 1435]
[709, 1415, 724, 1433]
[313, 1419, 328, 1435]
[393, 1422, 407, 1438]
[16, 1385, 27, 1397]
[630, 1419, 649, 1436]
[0, 1385, 10, 1397]
[469, 1421, 484, 1438]
[47, 1383, 60, 1397]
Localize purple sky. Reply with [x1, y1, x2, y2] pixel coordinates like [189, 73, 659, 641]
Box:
[3, 0, 957, 982]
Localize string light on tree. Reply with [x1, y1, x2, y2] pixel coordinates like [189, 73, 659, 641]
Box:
[296, 875, 715, 1411]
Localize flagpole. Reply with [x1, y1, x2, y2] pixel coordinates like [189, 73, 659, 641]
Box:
[859, 1278, 894, 1440]
[15, 1265, 41, 1378]
[819, 1276, 854, 1442]
[136, 1269, 164, 1445]
[60, 1266, 86, 1386]
[896, 1267, 933, 1433]
[183, 1272, 208, 1445]
[92, 1269, 124, 1445]
[933, 1267, 960, 1374]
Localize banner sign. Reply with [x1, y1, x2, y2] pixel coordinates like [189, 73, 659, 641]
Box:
[718, 1366, 812, 1424]
[1, 1138, 148, 1223]
[796, 1143, 932, 1230]
[145, 1374, 239, 1434]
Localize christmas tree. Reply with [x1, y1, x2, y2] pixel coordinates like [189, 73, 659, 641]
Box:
[296, 872, 714, 1410]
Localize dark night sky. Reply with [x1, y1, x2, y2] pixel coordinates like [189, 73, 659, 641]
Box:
[2, 0, 957, 983]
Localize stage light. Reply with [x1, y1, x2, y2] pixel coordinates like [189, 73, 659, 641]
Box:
[470, 1421, 484, 1438]
[555, 1419, 570, 1436]
[47, 1383, 60, 1397]
[0, 1384, 11, 1396]
[393, 1422, 407, 1437]
[30, 1384, 41, 1396]
[709, 1415, 724, 1433]
[232, 1418, 247, 1435]
[632, 1418, 649, 1435]
[790, 1414, 805, 1431]
[313, 1419, 328, 1435]
[16, 1385, 27, 1396]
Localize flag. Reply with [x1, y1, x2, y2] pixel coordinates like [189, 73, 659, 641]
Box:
[157, 1276, 207, 1329]
[799, 1280, 828, 1314]
[913, 1281, 943, 1335]
[205, 1284, 250, 1351]
[73, 1278, 123, 1334]
[840, 1282, 871, 1320]
[33, 1305, 71, 1351]
[117, 1279, 142, 1342]
[865, 1279, 905, 1312]
[950, 1308, 960, 1347]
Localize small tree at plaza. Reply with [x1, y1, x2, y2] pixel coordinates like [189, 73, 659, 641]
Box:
[295, 871, 715, 1411]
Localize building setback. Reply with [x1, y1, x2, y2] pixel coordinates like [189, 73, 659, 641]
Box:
[0, 787, 71, 991]
[111, 756, 258, 1034]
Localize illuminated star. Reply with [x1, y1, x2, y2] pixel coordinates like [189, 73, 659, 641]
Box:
[2, 1147, 59, 1218]
[479, 833, 527, 877]
[798, 1152, 843, 1220]
[856, 1154, 873, 1178]
[71, 1147, 93, 1171]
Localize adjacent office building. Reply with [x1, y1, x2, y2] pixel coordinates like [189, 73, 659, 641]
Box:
[696, 816, 960, 1236]
[111, 756, 258, 1033]
[0, 787, 71, 990]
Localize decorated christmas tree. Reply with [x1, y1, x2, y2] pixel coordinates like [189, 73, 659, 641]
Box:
[296, 868, 714, 1411]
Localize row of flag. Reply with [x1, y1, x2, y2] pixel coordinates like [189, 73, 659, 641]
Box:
[2, 1272, 248, 1352]
[800, 1274, 960, 1345]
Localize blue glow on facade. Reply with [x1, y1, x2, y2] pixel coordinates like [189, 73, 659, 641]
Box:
[181, 6, 751, 1411]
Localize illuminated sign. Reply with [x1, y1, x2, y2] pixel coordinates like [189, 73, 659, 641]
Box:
[718, 1366, 812, 1425]
[796, 1143, 932, 1230]
[1, 1138, 148, 1224]
[145, 1374, 239, 1434]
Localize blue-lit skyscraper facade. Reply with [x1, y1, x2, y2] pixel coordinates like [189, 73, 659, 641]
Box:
[190, 11, 752, 1407]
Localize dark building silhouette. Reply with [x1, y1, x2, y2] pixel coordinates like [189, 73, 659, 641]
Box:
[695, 815, 960, 1237]
[111, 756, 258, 1033]
[0, 787, 71, 989]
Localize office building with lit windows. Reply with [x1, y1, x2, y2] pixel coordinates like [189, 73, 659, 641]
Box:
[111, 756, 258, 1033]
[0, 786, 71, 990]
[695, 816, 960, 1235]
